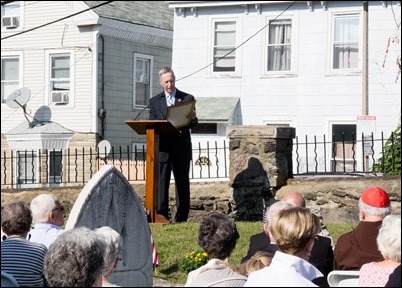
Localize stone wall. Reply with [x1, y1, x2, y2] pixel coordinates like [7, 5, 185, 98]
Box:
[1, 177, 400, 225]
[227, 125, 296, 220]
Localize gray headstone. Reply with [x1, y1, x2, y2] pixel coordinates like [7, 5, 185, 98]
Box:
[65, 165, 153, 287]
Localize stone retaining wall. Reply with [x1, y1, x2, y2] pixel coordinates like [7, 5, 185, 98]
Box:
[2, 176, 400, 225]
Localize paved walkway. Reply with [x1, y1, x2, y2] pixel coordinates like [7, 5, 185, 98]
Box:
[153, 277, 183, 287]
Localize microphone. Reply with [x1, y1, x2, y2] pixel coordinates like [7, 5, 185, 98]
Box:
[133, 95, 164, 120]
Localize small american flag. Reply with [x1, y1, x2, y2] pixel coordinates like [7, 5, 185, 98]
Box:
[151, 234, 159, 266]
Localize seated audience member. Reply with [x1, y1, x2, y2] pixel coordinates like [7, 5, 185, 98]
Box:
[245, 206, 323, 287]
[1, 201, 48, 287]
[385, 264, 401, 287]
[29, 193, 65, 248]
[95, 226, 123, 287]
[1, 206, 6, 241]
[334, 186, 392, 270]
[242, 192, 333, 286]
[185, 211, 247, 287]
[233, 250, 273, 276]
[359, 214, 401, 287]
[44, 226, 106, 287]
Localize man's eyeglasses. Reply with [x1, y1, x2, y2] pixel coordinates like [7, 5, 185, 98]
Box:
[52, 206, 64, 213]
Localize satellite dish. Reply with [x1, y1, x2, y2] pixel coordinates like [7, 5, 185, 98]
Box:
[97, 140, 111, 159]
[6, 87, 31, 109]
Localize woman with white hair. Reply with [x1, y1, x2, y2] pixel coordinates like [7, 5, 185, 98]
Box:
[95, 226, 123, 287]
[29, 193, 64, 248]
[359, 214, 401, 286]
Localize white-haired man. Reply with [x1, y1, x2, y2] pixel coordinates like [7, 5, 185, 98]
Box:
[29, 193, 64, 248]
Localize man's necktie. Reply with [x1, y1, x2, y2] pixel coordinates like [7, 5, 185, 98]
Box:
[167, 95, 175, 106]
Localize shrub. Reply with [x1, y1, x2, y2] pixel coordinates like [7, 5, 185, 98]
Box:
[372, 124, 401, 175]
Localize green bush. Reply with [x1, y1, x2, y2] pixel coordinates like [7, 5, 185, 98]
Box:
[373, 124, 401, 175]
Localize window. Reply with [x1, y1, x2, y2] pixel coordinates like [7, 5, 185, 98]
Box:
[1, 54, 21, 104]
[191, 123, 217, 134]
[267, 19, 292, 71]
[1, 1, 20, 29]
[331, 124, 357, 172]
[49, 151, 62, 183]
[17, 151, 37, 185]
[195, 156, 211, 166]
[332, 14, 360, 70]
[45, 52, 72, 105]
[213, 21, 236, 72]
[133, 54, 153, 107]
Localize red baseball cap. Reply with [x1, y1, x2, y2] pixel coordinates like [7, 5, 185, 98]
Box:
[361, 186, 390, 208]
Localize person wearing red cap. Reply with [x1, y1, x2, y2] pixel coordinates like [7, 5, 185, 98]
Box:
[333, 186, 392, 270]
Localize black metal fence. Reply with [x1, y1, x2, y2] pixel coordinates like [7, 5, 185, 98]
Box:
[1, 132, 399, 189]
[293, 131, 399, 176]
[1, 141, 229, 189]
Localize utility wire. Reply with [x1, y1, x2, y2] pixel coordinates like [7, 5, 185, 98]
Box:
[176, 1, 297, 82]
[1, 1, 114, 40]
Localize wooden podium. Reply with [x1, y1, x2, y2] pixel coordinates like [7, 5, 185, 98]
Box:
[125, 120, 179, 223]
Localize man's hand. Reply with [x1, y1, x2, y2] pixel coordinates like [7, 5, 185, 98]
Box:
[187, 110, 197, 120]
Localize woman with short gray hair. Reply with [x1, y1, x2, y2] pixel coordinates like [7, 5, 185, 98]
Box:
[44, 227, 106, 287]
[95, 226, 123, 287]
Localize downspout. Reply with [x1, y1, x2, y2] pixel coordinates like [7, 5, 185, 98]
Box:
[362, 1, 369, 115]
[98, 34, 106, 139]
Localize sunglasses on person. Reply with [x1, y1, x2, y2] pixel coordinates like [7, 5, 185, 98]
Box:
[52, 206, 64, 213]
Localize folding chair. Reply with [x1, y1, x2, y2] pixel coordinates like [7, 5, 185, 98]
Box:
[327, 270, 360, 287]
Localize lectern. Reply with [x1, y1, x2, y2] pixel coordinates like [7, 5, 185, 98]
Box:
[125, 120, 179, 223]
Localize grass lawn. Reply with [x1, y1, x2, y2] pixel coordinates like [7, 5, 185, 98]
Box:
[150, 221, 356, 285]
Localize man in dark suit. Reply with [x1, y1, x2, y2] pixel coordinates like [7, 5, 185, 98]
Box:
[149, 67, 198, 223]
[241, 192, 334, 287]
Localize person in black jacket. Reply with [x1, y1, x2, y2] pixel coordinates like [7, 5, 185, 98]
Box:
[385, 264, 401, 287]
[149, 67, 198, 223]
[241, 192, 334, 287]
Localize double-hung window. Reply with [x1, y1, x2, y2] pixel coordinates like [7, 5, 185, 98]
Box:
[133, 54, 153, 107]
[17, 151, 37, 186]
[1, 53, 21, 104]
[332, 14, 360, 70]
[46, 52, 72, 105]
[1, 1, 21, 29]
[267, 19, 292, 72]
[213, 20, 237, 73]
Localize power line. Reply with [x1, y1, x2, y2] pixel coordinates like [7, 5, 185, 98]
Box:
[1, 1, 114, 40]
[176, 1, 297, 82]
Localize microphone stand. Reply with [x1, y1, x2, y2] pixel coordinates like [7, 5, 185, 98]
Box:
[133, 95, 164, 120]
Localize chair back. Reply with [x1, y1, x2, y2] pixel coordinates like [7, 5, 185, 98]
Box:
[1, 271, 20, 287]
[327, 270, 360, 287]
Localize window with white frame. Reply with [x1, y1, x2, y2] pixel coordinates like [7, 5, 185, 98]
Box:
[133, 54, 153, 107]
[267, 19, 292, 72]
[17, 151, 37, 185]
[1, 54, 21, 104]
[1, 1, 21, 29]
[332, 14, 360, 70]
[49, 53, 71, 104]
[213, 20, 236, 72]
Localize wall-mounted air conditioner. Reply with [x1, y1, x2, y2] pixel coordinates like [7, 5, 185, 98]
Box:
[2, 16, 18, 28]
[51, 92, 69, 104]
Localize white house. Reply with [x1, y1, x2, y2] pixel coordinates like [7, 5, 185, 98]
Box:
[167, 0, 401, 173]
[1, 1, 174, 187]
